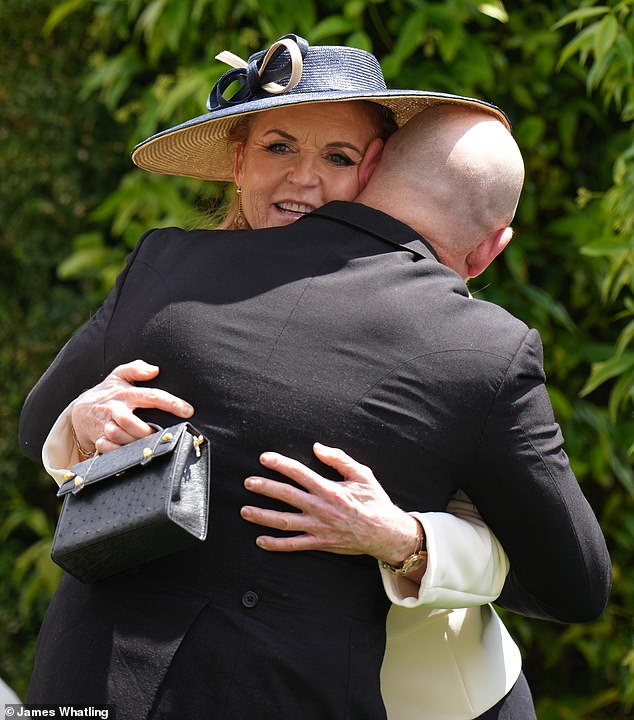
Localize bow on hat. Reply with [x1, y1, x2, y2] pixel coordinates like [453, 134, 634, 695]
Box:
[207, 34, 309, 110]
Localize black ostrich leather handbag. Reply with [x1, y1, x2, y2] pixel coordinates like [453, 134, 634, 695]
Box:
[51, 422, 210, 583]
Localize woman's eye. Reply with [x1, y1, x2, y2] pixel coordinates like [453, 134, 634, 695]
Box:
[327, 152, 355, 167]
[266, 142, 291, 154]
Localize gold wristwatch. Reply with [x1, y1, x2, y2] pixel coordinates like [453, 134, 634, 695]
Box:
[381, 516, 428, 576]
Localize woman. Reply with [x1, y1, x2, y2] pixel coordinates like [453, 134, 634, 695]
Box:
[22, 36, 530, 719]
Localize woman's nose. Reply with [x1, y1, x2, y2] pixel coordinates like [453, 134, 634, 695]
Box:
[287, 155, 319, 186]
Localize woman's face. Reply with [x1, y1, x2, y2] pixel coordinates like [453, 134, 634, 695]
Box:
[234, 102, 384, 229]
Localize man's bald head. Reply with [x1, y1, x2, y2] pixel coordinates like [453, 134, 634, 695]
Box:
[358, 105, 525, 277]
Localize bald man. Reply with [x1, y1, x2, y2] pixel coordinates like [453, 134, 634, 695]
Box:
[22, 106, 608, 719]
[237, 106, 607, 718]
[360, 104, 524, 276]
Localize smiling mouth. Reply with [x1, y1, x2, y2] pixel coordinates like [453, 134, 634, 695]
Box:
[275, 201, 315, 215]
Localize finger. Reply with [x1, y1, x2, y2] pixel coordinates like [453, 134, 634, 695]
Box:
[253, 533, 361, 555]
[107, 361, 195, 416]
[94, 436, 124, 454]
[111, 359, 161, 383]
[102, 419, 141, 447]
[109, 402, 155, 438]
[244, 476, 312, 511]
[240, 505, 306, 532]
[253, 534, 319, 553]
[312, 442, 371, 481]
[123, 386, 195, 419]
[257, 452, 327, 494]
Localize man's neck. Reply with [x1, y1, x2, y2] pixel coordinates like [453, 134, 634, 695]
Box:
[354, 189, 467, 279]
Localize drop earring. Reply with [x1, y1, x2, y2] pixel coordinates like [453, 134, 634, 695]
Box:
[234, 187, 246, 230]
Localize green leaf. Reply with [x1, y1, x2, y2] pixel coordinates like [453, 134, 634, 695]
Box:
[136, 0, 168, 42]
[616, 319, 634, 355]
[516, 115, 546, 146]
[581, 236, 634, 256]
[309, 16, 356, 43]
[608, 367, 634, 420]
[346, 30, 373, 52]
[580, 352, 634, 397]
[557, 23, 597, 69]
[154, 68, 212, 122]
[43, 0, 90, 35]
[344, 0, 366, 21]
[593, 15, 619, 64]
[552, 6, 611, 31]
[0, 509, 29, 543]
[478, 3, 509, 23]
[520, 285, 576, 333]
[57, 247, 110, 280]
[79, 46, 145, 110]
[391, 8, 426, 64]
[547, 384, 574, 420]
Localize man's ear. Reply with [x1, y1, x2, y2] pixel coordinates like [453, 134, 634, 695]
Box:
[465, 226, 513, 279]
[358, 138, 384, 191]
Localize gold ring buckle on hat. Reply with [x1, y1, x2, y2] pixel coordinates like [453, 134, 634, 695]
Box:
[208, 34, 306, 109]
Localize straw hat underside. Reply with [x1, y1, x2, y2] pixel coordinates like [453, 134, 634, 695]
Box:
[132, 94, 509, 181]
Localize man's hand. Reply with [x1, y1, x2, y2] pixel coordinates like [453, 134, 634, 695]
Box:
[70, 359, 194, 454]
[241, 442, 420, 566]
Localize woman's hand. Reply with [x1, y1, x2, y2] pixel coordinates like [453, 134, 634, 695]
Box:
[70, 359, 194, 455]
[241, 442, 421, 567]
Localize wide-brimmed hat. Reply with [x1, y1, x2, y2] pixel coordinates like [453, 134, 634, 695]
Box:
[131, 34, 510, 182]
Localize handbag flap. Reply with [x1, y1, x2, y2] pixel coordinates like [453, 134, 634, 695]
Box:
[56, 423, 194, 497]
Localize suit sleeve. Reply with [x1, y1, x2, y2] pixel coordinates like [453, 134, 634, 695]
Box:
[464, 328, 611, 623]
[18, 230, 154, 462]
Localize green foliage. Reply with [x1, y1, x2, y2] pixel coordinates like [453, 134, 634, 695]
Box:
[553, 1, 634, 432]
[2, 0, 633, 715]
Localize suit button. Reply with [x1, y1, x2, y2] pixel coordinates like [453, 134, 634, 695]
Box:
[242, 590, 259, 608]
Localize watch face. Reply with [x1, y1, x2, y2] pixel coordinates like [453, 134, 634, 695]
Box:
[399, 552, 428, 576]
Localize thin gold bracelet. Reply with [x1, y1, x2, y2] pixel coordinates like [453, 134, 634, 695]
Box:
[71, 425, 95, 460]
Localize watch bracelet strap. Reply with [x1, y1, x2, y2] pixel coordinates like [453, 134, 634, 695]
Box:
[381, 516, 427, 575]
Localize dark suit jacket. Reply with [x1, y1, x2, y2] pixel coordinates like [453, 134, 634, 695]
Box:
[20, 201, 610, 720]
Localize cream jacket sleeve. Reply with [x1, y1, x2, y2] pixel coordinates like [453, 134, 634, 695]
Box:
[379, 498, 519, 720]
[379, 491, 510, 608]
[42, 404, 80, 486]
